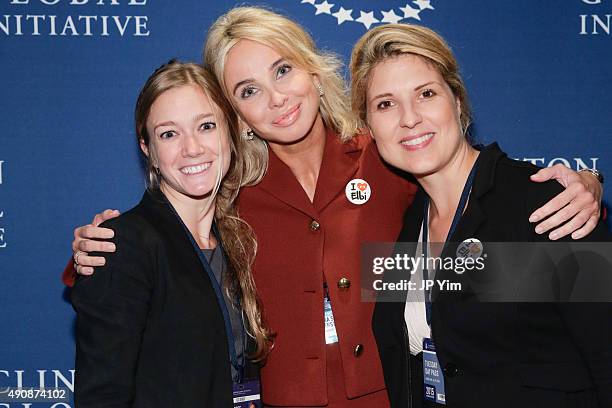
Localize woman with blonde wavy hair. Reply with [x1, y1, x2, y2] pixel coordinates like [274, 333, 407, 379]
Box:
[351, 23, 611, 408]
[67, 7, 603, 408]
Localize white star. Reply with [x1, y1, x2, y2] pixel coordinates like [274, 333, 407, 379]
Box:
[301, 0, 316, 5]
[314, 0, 334, 15]
[400, 4, 421, 20]
[332, 7, 353, 25]
[412, 0, 434, 11]
[381, 9, 403, 24]
[356, 10, 379, 29]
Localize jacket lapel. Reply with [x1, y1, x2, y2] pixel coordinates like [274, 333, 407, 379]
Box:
[139, 190, 208, 279]
[432, 143, 506, 300]
[256, 146, 318, 219]
[450, 143, 506, 243]
[257, 130, 360, 217]
[313, 130, 360, 212]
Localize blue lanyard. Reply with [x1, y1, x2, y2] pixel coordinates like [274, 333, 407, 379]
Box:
[165, 200, 245, 383]
[422, 162, 478, 326]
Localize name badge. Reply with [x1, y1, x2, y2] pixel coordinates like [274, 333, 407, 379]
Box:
[423, 338, 446, 405]
[233, 379, 261, 407]
[324, 289, 338, 344]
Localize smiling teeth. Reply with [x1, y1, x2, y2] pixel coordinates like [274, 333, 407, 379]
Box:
[401, 133, 434, 146]
[181, 163, 211, 175]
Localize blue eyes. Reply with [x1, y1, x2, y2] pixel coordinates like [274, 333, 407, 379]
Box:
[240, 86, 258, 99]
[239, 63, 293, 99]
[276, 64, 292, 79]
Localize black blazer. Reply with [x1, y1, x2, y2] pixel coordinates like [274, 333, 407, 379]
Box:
[71, 189, 241, 407]
[373, 143, 612, 408]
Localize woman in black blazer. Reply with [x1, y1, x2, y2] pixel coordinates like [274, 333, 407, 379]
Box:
[349, 25, 611, 408]
[71, 61, 271, 407]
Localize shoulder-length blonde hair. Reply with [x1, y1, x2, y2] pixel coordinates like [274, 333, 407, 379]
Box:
[203, 6, 358, 145]
[350, 24, 472, 138]
[135, 60, 272, 361]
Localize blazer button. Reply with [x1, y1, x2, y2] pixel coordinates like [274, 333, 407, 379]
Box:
[353, 344, 364, 357]
[443, 363, 461, 377]
[310, 220, 320, 231]
[337, 277, 351, 289]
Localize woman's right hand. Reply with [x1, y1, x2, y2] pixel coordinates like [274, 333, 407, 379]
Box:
[73, 209, 121, 275]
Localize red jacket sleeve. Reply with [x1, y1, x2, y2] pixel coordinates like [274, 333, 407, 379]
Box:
[62, 258, 76, 287]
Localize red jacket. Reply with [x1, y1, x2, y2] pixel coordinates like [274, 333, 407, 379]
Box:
[63, 130, 416, 406]
[237, 131, 415, 405]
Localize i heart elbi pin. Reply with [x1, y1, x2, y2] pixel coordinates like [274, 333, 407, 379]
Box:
[345, 178, 371, 205]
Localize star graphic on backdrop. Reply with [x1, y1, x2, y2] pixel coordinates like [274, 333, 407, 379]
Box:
[315, 0, 334, 15]
[301, 0, 316, 5]
[412, 0, 434, 11]
[356, 10, 379, 29]
[400, 4, 421, 20]
[332, 7, 354, 25]
[381, 9, 403, 24]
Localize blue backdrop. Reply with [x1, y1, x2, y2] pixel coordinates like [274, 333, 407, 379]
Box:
[1, 1, 610, 406]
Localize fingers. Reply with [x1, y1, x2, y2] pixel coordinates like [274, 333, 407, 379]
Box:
[530, 165, 557, 182]
[531, 163, 577, 187]
[75, 253, 107, 270]
[78, 224, 114, 240]
[76, 264, 95, 276]
[529, 187, 573, 223]
[532, 184, 598, 239]
[77, 238, 116, 253]
[571, 214, 600, 240]
[545, 207, 592, 240]
[534, 199, 577, 237]
[92, 209, 120, 226]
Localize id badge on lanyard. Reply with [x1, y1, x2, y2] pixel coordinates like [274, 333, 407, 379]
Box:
[323, 282, 338, 344]
[233, 379, 262, 407]
[423, 338, 446, 404]
[421, 161, 478, 406]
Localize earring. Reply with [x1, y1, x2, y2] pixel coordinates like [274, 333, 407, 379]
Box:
[242, 128, 255, 141]
[316, 83, 324, 97]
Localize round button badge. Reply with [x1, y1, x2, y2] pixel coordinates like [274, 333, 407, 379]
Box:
[456, 238, 483, 260]
[345, 178, 371, 205]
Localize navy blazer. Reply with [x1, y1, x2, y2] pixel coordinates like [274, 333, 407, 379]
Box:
[71, 189, 244, 407]
[373, 143, 612, 408]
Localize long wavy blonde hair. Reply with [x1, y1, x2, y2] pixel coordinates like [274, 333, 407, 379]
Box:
[203, 6, 359, 155]
[134, 60, 272, 361]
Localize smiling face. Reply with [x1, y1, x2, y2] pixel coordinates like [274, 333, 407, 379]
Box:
[366, 54, 464, 177]
[142, 84, 231, 200]
[223, 39, 323, 145]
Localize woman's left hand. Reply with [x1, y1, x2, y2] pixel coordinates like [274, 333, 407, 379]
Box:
[529, 164, 603, 240]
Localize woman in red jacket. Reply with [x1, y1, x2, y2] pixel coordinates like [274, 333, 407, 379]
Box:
[66, 7, 603, 407]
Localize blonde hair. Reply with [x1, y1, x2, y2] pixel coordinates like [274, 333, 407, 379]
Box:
[350, 24, 472, 137]
[135, 60, 272, 361]
[203, 6, 358, 144]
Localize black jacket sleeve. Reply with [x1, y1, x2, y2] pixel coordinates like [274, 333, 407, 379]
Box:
[527, 177, 612, 405]
[71, 214, 157, 408]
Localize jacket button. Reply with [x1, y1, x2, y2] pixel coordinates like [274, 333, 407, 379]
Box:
[443, 363, 461, 377]
[353, 344, 364, 357]
[337, 277, 351, 289]
[310, 220, 320, 231]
